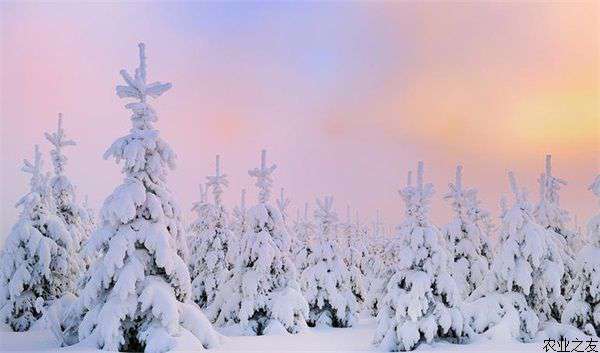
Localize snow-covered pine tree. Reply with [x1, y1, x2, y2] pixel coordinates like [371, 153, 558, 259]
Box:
[301, 197, 358, 327]
[291, 208, 302, 264]
[534, 155, 578, 302]
[470, 172, 566, 341]
[467, 190, 495, 264]
[232, 189, 247, 233]
[563, 175, 600, 336]
[374, 162, 465, 351]
[276, 188, 295, 258]
[353, 211, 369, 279]
[338, 206, 353, 254]
[370, 210, 386, 261]
[187, 183, 211, 265]
[188, 183, 210, 234]
[209, 150, 308, 335]
[0, 146, 76, 332]
[227, 189, 247, 269]
[365, 209, 387, 317]
[61, 43, 218, 352]
[291, 203, 314, 272]
[339, 207, 367, 305]
[443, 165, 489, 299]
[227, 188, 246, 268]
[44, 114, 89, 271]
[535, 155, 579, 248]
[189, 155, 232, 309]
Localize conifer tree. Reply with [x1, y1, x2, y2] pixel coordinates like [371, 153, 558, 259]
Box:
[443, 165, 489, 298]
[535, 155, 578, 248]
[0, 146, 76, 332]
[534, 155, 578, 301]
[187, 183, 210, 253]
[44, 114, 89, 271]
[61, 43, 218, 352]
[301, 197, 358, 327]
[339, 207, 367, 305]
[189, 155, 232, 309]
[187, 183, 210, 252]
[365, 210, 387, 317]
[227, 188, 247, 268]
[291, 203, 314, 272]
[468, 190, 495, 263]
[338, 206, 352, 253]
[209, 150, 308, 335]
[276, 188, 295, 259]
[374, 162, 465, 351]
[563, 175, 600, 336]
[231, 189, 247, 234]
[471, 172, 566, 341]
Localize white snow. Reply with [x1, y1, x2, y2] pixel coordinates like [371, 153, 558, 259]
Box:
[0, 314, 546, 352]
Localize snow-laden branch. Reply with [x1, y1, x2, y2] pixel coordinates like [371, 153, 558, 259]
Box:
[207, 154, 229, 206]
[116, 42, 172, 128]
[44, 114, 76, 176]
[248, 149, 277, 204]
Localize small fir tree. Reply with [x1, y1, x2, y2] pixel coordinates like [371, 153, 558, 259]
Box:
[291, 203, 314, 272]
[365, 209, 387, 317]
[339, 207, 367, 305]
[535, 155, 579, 249]
[44, 114, 89, 272]
[209, 150, 308, 335]
[227, 188, 247, 268]
[0, 146, 76, 332]
[443, 165, 489, 299]
[189, 155, 233, 309]
[471, 172, 566, 341]
[373, 162, 465, 351]
[563, 175, 600, 337]
[534, 155, 578, 301]
[301, 197, 359, 327]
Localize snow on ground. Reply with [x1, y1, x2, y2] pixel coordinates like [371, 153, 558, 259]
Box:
[0, 315, 541, 353]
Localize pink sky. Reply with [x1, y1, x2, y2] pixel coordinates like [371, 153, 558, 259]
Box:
[1, 2, 598, 240]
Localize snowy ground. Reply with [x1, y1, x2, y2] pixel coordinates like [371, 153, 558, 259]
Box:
[0, 315, 542, 353]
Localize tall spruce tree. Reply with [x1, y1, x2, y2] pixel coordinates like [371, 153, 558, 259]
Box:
[60, 43, 218, 352]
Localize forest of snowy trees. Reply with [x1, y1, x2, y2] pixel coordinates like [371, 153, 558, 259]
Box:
[1, 43, 599, 353]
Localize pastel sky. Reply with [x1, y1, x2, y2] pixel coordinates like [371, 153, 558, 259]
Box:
[1, 2, 598, 241]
